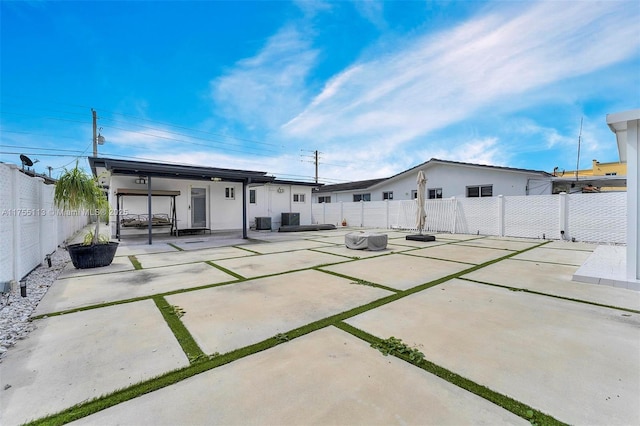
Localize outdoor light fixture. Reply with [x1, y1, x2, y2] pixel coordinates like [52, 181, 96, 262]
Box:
[134, 177, 147, 185]
[20, 279, 27, 297]
[211, 177, 222, 182]
[277, 187, 284, 193]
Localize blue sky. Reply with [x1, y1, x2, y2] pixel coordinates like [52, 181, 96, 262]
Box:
[1, 0, 639, 183]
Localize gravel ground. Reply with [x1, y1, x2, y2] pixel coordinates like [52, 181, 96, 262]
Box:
[0, 248, 69, 362]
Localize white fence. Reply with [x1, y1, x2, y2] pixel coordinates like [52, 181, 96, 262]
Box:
[0, 163, 88, 283]
[311, 192, 626, 244]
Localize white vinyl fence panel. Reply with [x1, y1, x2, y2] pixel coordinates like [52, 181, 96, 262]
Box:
[311, 192, 626, 244]
[1, 163, 88, 283]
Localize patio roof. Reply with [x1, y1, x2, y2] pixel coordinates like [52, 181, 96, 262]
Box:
[89, 157, 275, 184]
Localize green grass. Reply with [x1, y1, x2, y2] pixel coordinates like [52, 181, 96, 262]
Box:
[128, 255, 143, 270]
[153, 296, 205, 363]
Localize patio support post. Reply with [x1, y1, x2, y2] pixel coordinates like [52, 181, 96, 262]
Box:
[627, 119, 639, 280]
[147, 176, 152, 245]
[242, 179, 248, 239]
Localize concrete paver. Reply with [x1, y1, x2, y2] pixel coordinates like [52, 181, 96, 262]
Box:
[511, 246, 593, 266]
[320, 253, 470, 290]
[58, 255, 135, 278]
[34, 262, 237, 315]
[455, 238, 541, 251]
[135, 246, 254, 268]
[166, 270, 392, 354]
[73, 327, 527, 426]
[0, 300, 188, 426]
[114, 243, 179, 257]
[312, 243, 413, 259]
[239, 239, 337, 254]
[213, 249, 347, 278]
[462, 258, 640, 311]
[432, 233, 482, 241]
[346, 279, 640, 426]
[542, 240, 598, 251]
[387, 238, 450, 248]
[408, 243, 511, 265]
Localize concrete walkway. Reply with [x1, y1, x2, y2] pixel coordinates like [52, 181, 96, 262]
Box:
[1, 229, 639, 425]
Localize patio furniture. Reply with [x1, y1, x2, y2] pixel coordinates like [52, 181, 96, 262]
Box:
[345, 232, 388, 251]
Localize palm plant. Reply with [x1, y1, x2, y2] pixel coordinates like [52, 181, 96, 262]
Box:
[54, 161, 109, 245]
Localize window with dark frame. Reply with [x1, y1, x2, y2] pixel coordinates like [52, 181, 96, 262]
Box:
[318, 196, 331, 203]
[466, 185, 493, 197]
[293, 193, 306, 203]
[225, 187, 235, 199]
[428, 188, 443, 199]
[353, 193, 371, 202]
[383, 191, 393, 200]
[249, 189, 256, 204]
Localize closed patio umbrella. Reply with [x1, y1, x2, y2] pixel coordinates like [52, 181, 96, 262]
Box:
[416, 170, 427, 234]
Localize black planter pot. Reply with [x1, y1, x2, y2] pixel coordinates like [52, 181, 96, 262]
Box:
[67, 242, 119, 269]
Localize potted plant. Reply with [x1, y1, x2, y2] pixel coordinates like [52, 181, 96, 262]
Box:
[54, 162, 118, 269]
[342, 218, 347, 227]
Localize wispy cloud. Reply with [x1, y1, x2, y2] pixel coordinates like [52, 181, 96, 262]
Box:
[210, 25, 319, 130]
[282, 1, 639, 157]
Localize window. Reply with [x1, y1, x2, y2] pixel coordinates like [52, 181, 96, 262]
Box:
[605, 172, 617, 176]
[318, 196, 331, 203]
[293, 193, 306, 203]
[411, 190, 417, 199]
[225, 187, 235, 199]
[428, 188, 443, 199]
[353, 193, 371, 202]
[383, 191, 393, 200]
[466, 185, 493, 197]
[249, 189, 256, 204]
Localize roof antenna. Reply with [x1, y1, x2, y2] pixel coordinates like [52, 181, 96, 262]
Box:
[575, 116, 583, 183]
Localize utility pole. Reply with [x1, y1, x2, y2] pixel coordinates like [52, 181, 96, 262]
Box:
[300, 149, 322, 183]
[47, 166, 53, 178]
[92, 108, 98, 157]
[314, 150, 319, 184]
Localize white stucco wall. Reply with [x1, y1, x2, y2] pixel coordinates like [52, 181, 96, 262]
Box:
[247, 183, 313, 229]
[314, 163, 551, 203]
[108, 175, 244, 235]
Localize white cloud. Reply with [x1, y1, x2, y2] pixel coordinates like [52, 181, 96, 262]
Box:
[210, 25, 318, 130]
[282, 1, 639, 155]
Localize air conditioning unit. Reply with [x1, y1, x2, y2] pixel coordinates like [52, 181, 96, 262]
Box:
[255, 217, 272, 230]
[281, 212, 300, 226]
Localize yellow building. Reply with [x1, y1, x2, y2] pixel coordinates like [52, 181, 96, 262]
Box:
[574, 159, 626, 177]
[552, 159, 626, 193]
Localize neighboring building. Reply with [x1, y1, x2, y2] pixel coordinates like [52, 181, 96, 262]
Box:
[312, 158, 552, 203]
[551, 159, 627, 193]
[89, 157, 316, 241]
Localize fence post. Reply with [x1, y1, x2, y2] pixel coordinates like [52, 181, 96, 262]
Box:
[498, 195, 505, 237]
[559, 192, 568, 240]
[359, 200, 363, 227]
[340, 201, 344, 226]
[38, 178, 46, 264]
[10, 165, 20, 281]
[451, 197, 457, 234]
[385, 199, 390, 229]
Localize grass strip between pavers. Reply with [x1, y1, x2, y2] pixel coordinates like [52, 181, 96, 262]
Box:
[153, 296, 205, 363]
[334, 322, 567, 426]
[205, 260, 246, 280]
[26, 239, 555, 425]
[128, 255, 143, 270]
[167, 243, 184, 251]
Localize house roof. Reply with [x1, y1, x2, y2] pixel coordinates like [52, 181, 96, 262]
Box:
[313, 178, 387, 193]
[315, 158, 551, 194]
[89, 157, 276, 184]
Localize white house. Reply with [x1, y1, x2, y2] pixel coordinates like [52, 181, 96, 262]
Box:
[89, 157, 315, 242]
[313, 158, 552, 203]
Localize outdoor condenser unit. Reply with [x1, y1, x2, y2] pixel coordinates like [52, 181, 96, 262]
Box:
[255, 217, 272, 230]
[281, 212, 300, 226]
